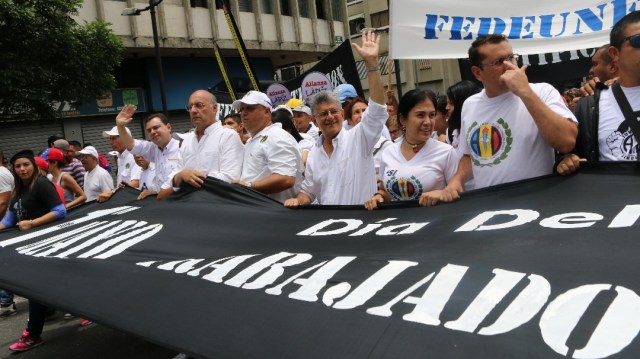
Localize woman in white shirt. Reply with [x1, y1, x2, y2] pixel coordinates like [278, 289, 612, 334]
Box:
[364, 88, 458, 210]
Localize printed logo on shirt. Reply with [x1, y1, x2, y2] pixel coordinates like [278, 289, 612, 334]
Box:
[466, 119, 512, 167]
[385, 175, 423, 201]
[605, 123, 638, 160]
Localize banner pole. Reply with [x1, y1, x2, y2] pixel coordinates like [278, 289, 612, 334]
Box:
[217, 0, 260, 91]
[213, 42, 238, 102]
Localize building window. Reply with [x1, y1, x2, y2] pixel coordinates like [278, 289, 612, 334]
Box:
[260, 0, 272, 13]
[349, 14, 365, 36]
[238, 0, 252, 12]
[316, 0, 326, 19]
[370, 10, 389, 28]
[331, 0, 341, 20]
[280, 0, 291, 16]
[298, 0, 308, 17]
[190, 0, 208, 8]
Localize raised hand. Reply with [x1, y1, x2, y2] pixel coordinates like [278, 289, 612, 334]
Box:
[116, 104, 137, 127]
[352, 31, 380, 66]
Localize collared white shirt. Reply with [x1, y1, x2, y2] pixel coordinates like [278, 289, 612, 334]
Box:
[175, 121, 244, 183]
[84, 165, 114, 201]
[241, 123, 304, 203]
[301, 100, 388, 205]
[116, 150, 142, 186]
[132, 137, 182, 190]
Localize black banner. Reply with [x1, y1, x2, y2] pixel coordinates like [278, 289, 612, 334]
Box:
[1, 163, 639, 358]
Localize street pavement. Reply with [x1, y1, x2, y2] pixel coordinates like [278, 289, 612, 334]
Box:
[0, 296, 181, 359]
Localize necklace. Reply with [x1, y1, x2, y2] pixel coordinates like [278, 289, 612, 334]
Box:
[404, 138, 426, 153]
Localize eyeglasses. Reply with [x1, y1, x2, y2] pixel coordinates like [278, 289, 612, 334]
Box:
[317, 109, 341, 119]
[623, 33, 640, 48]
[478, 54, 520, 69]
[185, 102, 209, 112]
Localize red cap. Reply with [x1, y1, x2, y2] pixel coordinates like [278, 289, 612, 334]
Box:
[34, 157, 49, 171]
[47, 148, 64, 161]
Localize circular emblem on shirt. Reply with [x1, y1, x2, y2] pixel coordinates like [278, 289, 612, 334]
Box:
[606, 126, 638, 160]
[467, 119, 512, 167]
[386, 175, 423, 201]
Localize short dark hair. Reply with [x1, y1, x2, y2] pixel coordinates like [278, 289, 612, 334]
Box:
[68, 140, 82, 149]
[611, 11, 640, 48]
[398, 88, 437, 121]
[436, 95, 448, 115]
[595, 44, 612, 64]
[468, 34, 508, 67]
[144, 113, 170, 126]
[47, 135, 62, 147]
[224, 112, 241, 124]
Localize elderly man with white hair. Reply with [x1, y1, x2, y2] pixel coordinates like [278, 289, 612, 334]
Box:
[284, 31, 387, 206]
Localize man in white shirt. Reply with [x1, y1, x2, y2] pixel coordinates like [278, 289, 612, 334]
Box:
[440, 34, 577, 201]
[172, 90, 244, 189]
[77, 146, 114, 202]
[284, 31, 388, 206]
[557, 11, 640, 174]
[103, 126, 141, 189]
[286, 98, 320, 141]
[231, 91, 303, 203]
[115, 108, 182, 200]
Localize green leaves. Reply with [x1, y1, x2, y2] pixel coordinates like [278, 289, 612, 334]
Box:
[0, 0, 122, 121]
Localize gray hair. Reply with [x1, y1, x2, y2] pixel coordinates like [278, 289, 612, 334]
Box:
[310, 91, 342, 116]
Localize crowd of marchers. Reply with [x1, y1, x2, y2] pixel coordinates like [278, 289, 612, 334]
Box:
[1, 11, 640, 353]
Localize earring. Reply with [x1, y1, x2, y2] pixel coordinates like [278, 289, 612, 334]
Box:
[401, 126, 406, 133]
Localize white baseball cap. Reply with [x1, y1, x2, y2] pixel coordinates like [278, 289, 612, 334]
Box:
[292, 105, 312, 116]
[232, 91, 272, 110]
[272, 105, 293, 117]
[77, 146, 99, 160]
[102, 126, 132, 138]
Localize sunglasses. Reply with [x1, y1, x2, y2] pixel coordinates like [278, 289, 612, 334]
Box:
[624, 33, 640, 48]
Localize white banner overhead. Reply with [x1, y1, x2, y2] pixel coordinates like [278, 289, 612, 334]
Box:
[390, 0, 637, 59]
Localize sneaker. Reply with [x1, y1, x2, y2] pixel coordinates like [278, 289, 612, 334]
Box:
[79, 319, 93, 326]
[63, 313, 74, 319]
[9, 330, 44, 352]
[0, 302, 17, 317]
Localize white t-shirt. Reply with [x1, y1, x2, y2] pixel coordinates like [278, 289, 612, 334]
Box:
[175, 121, 244, 183]
[380, 139, 458, 201]
[116, 150, 142, 186]
[139, 162, 158, 192]
[459, 83, 576, 189]
[598, 86, 640, 161]
[241, 123, 304, 203]
[0, 166, 13, 193]
[84, 165, 114, 201]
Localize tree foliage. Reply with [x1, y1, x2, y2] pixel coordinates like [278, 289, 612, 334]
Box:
[0, 0, 123, 120]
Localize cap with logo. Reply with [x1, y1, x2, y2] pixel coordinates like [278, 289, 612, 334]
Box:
[232, 91, 272, 110]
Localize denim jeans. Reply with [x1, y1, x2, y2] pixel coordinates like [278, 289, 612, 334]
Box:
[0, 288, 13, 306]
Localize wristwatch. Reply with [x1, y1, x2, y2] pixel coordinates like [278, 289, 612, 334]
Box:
[245, 182, 252, 188]
[367, 65, 380, 72]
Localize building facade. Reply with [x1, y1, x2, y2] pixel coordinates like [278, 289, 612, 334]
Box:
[1, 0, 348, 168]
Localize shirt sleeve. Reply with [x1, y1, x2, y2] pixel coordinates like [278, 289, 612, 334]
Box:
[357, 99, 388, 156]
[209, 130, 244, 182]
[266, 133, 301, 177]
[300, 151, 317, 203]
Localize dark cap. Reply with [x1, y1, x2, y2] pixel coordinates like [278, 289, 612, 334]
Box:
[10, 149, 35, 165]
